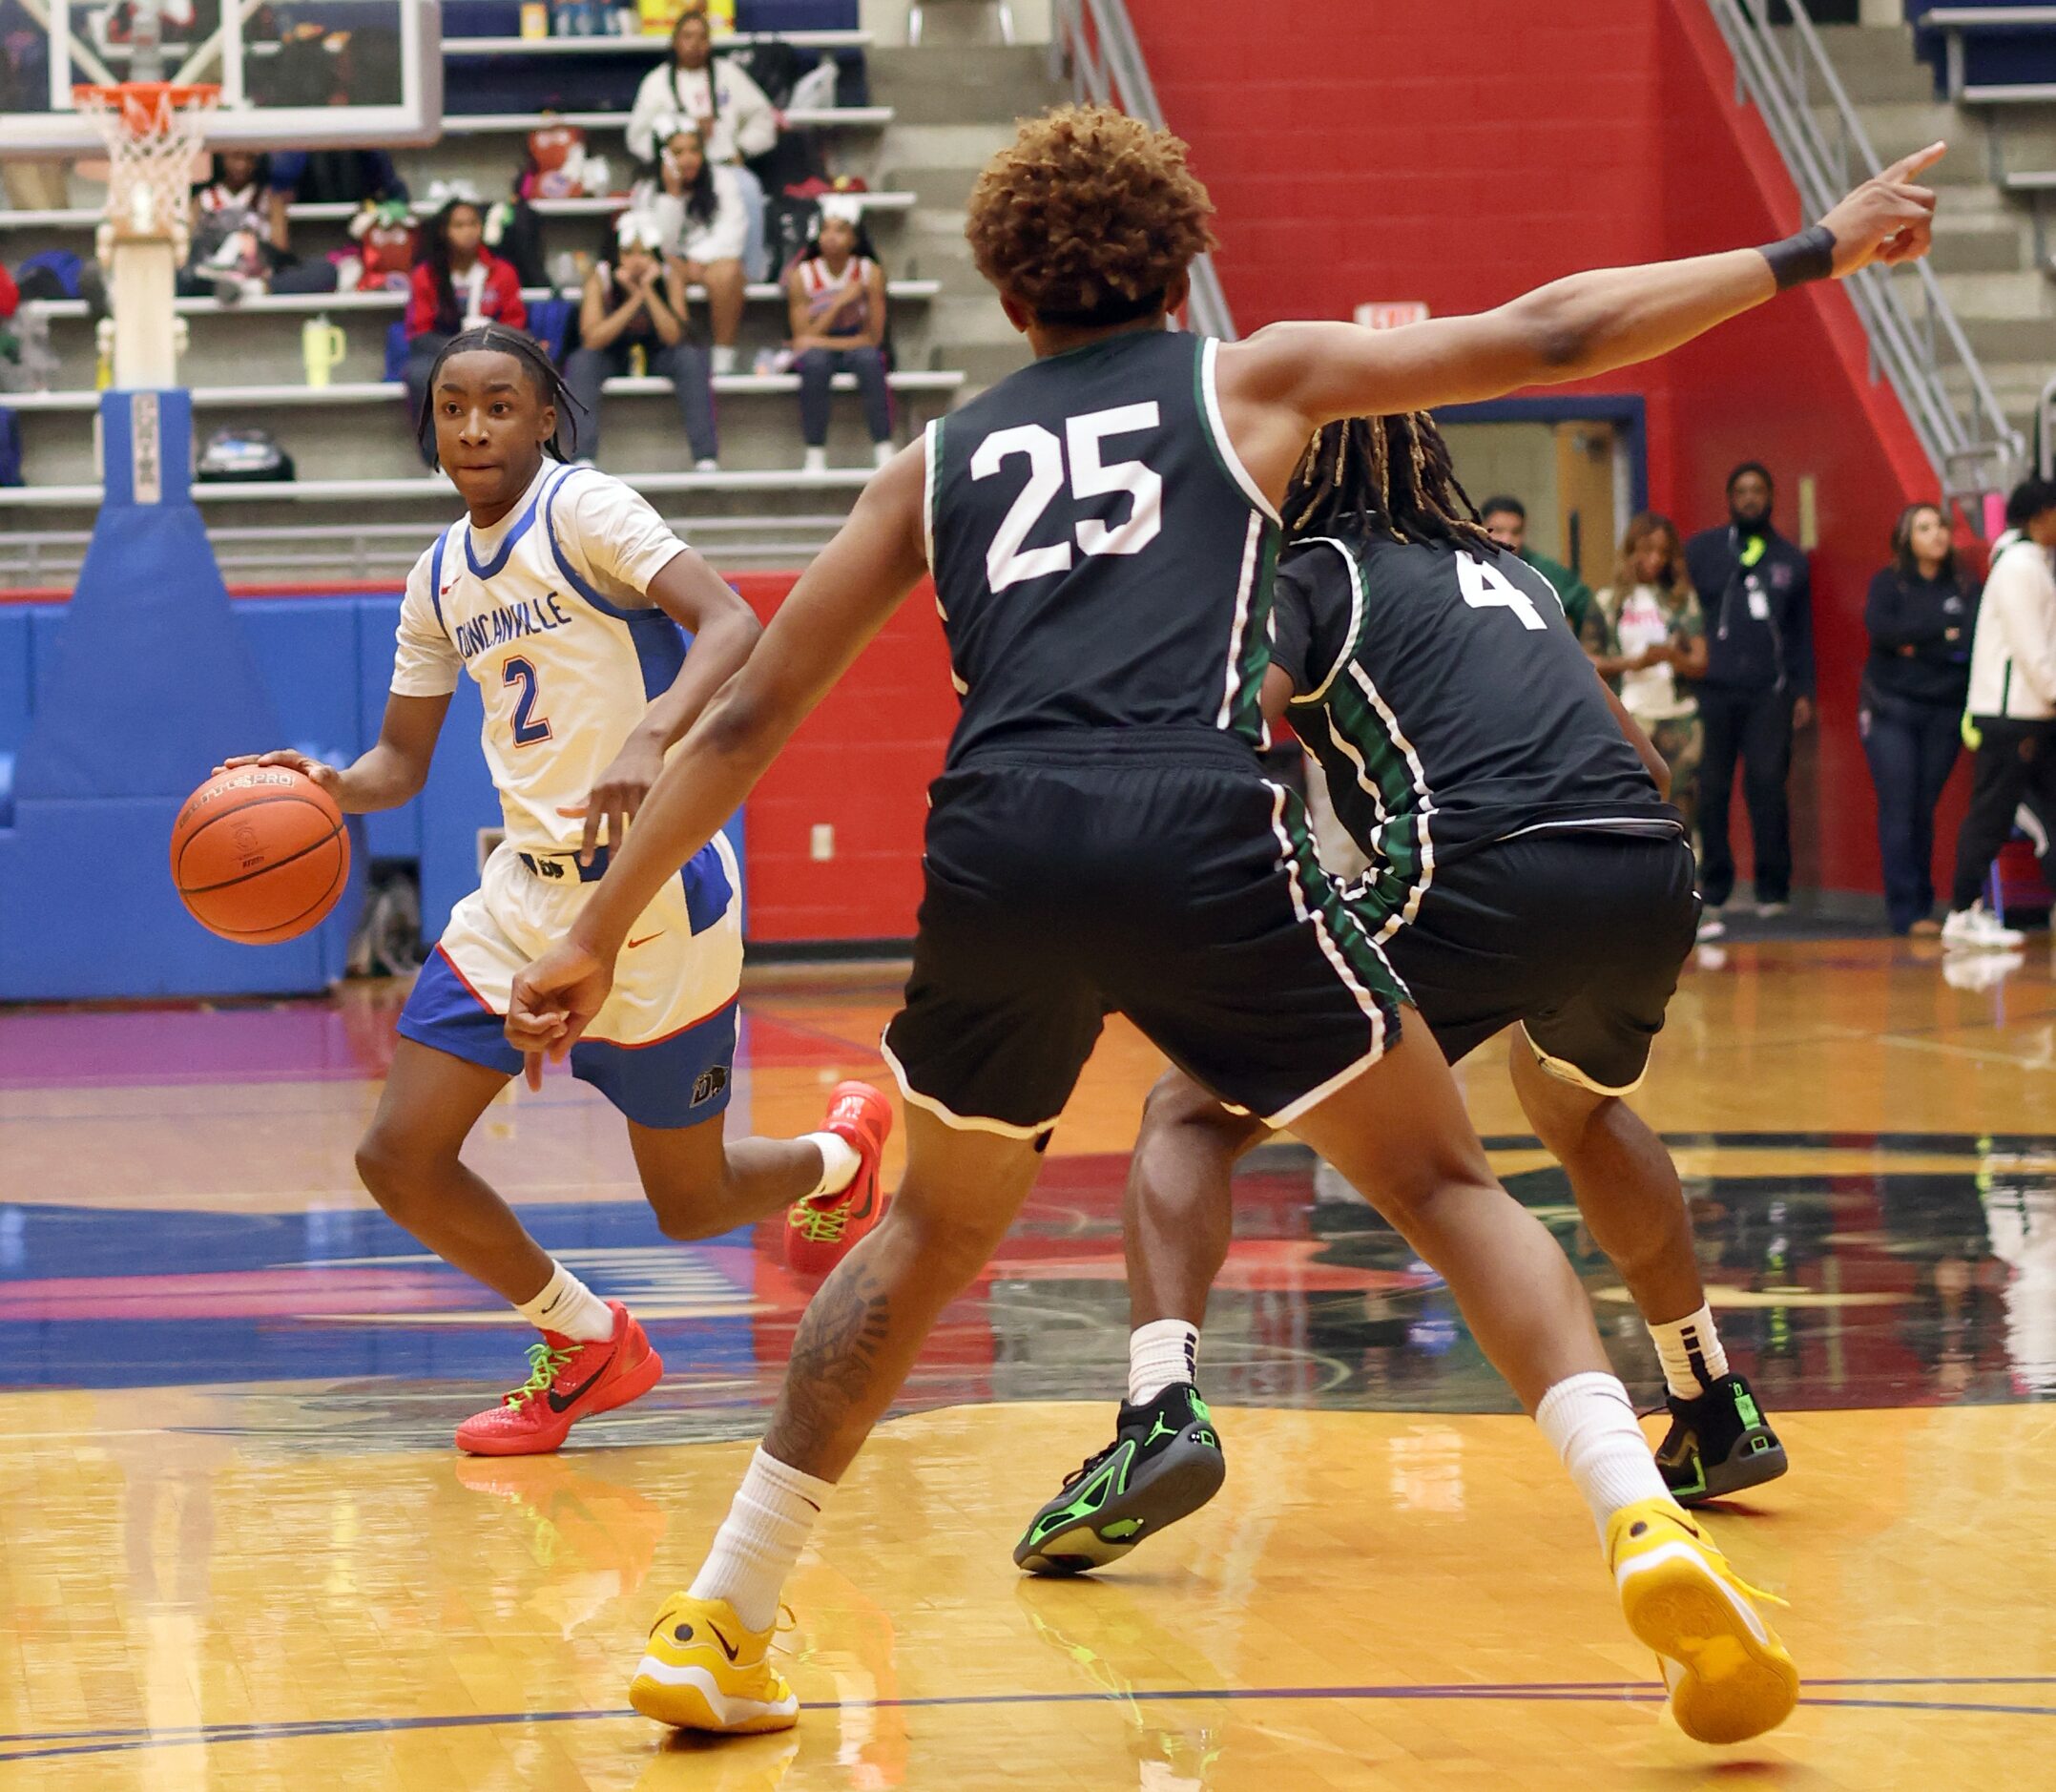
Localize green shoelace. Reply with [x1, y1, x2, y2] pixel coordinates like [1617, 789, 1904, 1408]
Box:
[503, 1340, 576, 1409]
[790, 1201, 852, 1245]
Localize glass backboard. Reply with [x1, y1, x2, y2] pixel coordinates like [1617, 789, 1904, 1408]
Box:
[0, 1, 444, 157]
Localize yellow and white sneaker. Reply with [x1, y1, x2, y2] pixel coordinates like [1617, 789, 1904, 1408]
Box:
[1606, 1498, 1799, 1745]
[629, 1593, 800, 1734]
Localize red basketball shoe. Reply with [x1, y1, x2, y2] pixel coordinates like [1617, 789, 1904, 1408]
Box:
[785, 1080, 894, 1277]
[455, 1301, 664, 1456]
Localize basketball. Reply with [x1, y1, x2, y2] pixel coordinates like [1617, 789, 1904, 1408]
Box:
[169, 764, 349, 945]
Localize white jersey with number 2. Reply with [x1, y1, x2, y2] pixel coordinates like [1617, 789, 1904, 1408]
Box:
[391, 460, 693, 853]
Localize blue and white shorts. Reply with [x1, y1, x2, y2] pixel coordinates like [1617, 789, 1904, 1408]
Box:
[398, 835, 742, 1129]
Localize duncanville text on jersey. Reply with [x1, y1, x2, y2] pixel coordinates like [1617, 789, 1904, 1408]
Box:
[450, 594, 576, 661]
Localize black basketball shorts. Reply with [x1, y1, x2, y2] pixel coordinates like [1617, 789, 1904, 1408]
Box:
[1368, 830, 1699, 1095]
[880, 732, 1409, 1137]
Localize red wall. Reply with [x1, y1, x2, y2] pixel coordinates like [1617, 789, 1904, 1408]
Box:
[1127, 0, 1954, 894]
[731, 573, 954, 943]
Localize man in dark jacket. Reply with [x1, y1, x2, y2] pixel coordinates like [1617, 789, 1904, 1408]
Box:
[1685, 462, 1815, 931]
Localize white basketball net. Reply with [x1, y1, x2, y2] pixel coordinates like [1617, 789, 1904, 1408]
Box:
[76, 85, 219, 260]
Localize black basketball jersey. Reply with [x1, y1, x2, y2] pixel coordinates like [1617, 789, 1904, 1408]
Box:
[924, 329, 1281, 766]
[1271, 531, 1679, 923]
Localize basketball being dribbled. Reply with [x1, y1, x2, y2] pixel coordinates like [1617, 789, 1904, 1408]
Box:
[171, 764, 350, 944]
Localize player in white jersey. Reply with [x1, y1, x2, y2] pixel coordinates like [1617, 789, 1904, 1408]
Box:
[219, 323, 894, 1454]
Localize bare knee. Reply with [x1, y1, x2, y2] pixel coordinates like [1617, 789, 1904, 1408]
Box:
[355, 1124, 441, 1226]
[1139, 1069, 1262, 1150]
[648, 1184, 727, 1242]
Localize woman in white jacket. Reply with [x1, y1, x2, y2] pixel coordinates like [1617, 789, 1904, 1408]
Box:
[633, 123, 751, 372]
[1941, 478, 2056, 950]
[626, 10, 777, 302]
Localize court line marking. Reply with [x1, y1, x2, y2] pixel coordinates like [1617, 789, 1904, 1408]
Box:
[4, 1678, 2053, 1762]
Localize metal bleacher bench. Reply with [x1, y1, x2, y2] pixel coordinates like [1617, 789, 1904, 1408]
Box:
[0, 371, 965, 414]
[1919, 7, 2056, 103]
[0, 192, 917, 234]
[0, 466, 883, 511]
[18, 281, 942, 322]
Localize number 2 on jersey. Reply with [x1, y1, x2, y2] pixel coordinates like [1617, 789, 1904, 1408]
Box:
[503, 656, 552, 746]
[1455, 550, 1553, 632]
[972, 402, 1164, 592]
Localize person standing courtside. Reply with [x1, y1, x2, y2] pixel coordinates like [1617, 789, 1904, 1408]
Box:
[508, 109, 1940, 1748]
[1940, 478, 2056, 951]
[1687, 463, 1815, 936]
[1860, 503, 1978, 936]
[1481, 492, 1596, 639]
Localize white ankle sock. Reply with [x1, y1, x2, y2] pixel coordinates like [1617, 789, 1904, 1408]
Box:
[515, 1261, 613, 1343]
[1534, 1371, 1672, 1538]
[690, 1447, 835, 1631]
[1648, 1302, 1730, 1402]
[800, 1132, 861, 1199]
[1128, 1319, 1198, 1407]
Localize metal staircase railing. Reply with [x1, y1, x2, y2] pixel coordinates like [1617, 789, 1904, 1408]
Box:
[1049, 0, 1237, 341]
[1708, 0, 2024, 509]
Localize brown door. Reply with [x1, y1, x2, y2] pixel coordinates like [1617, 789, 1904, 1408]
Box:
[1553, 421, 1617, 592]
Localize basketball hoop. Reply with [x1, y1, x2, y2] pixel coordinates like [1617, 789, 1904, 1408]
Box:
[74, 83, 220, 255]
[73, 82, 218, 389]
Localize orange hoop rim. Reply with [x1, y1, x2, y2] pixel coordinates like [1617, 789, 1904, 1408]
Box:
[72, 81, 221, 135]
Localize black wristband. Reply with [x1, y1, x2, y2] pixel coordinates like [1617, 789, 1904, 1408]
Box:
[1758, 224, 1837, 292]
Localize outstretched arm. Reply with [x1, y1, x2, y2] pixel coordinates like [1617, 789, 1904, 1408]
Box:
[217, 692, 451, 813]
[1219, 147, 1943, 490]
[566, 547, 763, 865]
[507, 446, 932, 1061]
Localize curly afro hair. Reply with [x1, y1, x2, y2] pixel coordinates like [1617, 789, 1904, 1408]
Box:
[965, 105, 1217, 323]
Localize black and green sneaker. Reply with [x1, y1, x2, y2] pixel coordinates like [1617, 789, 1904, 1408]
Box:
[1656, 1372, 1789, 1506]
[1013, 1383, 1225, 1576]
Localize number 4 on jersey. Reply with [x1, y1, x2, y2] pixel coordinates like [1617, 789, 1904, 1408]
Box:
[1455, 550, 1557, 632]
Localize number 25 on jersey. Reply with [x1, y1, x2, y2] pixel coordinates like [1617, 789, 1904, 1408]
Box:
[971, 402, 1164, 592]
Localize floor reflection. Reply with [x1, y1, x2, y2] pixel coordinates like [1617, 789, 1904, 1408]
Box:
[4, 1134, 2051, 1427]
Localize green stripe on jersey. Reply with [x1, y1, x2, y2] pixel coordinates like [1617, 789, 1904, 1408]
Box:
[1275, 786, 1410, 1009]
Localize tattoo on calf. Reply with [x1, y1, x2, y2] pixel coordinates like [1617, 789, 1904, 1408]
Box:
[765, 1263, 892, 1470]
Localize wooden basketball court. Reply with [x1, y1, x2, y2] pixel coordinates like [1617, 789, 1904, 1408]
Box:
[4, 936, 2053, 1787]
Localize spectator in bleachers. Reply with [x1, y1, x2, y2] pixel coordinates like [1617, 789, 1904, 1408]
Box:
[1686, 462, 1814, 930]
[786, 197, 890, 473]
[564, 213, 718, 473]
[635, 123, 749, 376]
[626, 8, 777, 297]
[1584, 512, 1708, 838]
[404, 195, 528, 466]
[1481, 493, 1596, 638]
[181, 149, 338, 301]
[269, 146, 408, 211]
[1860, 502, 1979, 936]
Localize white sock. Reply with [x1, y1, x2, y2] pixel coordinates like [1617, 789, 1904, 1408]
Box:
[803, 446, 827, 474]
[1534, 1371, 1672, 1538]
[800, 1131, 861, 1199]
[711, 344, 737, 375]
[690, 1447, 835, 1631]
[1128, 1319, 1198, 1407]
[1648, 1302, 1730, 1402]
[515, 1261, 613, 1343]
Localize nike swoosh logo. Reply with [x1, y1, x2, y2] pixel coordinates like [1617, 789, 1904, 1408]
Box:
[707, 1622, 740, 1662]
[627, 933, 663, 949]
[547, 1362, 610, 1413]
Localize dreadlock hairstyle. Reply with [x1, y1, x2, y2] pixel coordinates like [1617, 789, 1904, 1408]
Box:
[1284, 412, 1499, 554]
[413, 323, 586, 471]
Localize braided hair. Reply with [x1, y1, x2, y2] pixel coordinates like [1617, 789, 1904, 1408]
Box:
[1285, 412, 1499, 555]
[413, 323, 586, 470]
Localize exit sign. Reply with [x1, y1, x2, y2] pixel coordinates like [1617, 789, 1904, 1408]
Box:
[1355, 302, 1430, 329]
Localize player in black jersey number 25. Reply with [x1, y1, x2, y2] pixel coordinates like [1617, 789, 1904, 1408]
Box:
[507, 108, 1943, 1747]
[1016, 411, 1787, 1597]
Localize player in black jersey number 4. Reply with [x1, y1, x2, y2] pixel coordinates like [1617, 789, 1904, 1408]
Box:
[506, 108, 1942, 1747]
[1016, 411, 1786, 1595]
